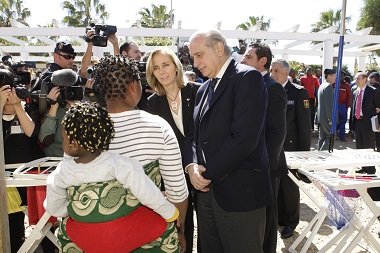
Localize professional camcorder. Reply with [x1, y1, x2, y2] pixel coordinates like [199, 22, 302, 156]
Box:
[85, 23, 117, 47]
[31, 69, 83, 107]
[138, 61, 149, 89]
[0, 68, 30, 99]
[11, 61, 32, 86]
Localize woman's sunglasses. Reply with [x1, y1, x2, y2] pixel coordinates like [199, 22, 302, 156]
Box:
[57, 53, 76, 60]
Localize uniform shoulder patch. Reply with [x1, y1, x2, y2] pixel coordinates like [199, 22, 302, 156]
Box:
[303, 99, 309, 108]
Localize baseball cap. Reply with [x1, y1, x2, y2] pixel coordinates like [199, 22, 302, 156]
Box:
[54, 41, 77, 56]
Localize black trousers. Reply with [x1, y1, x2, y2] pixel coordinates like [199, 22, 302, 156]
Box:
[355, 119, 376, 174]
[309, 98, 316, 130]
[263, 176, 281, 253]
[197, 186, 266, 253]
[277, 172, 300, 229]
[9, 211, 25, 253]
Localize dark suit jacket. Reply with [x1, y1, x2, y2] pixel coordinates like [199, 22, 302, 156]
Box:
[193, 59, 272, 212]
[351, 85, 380, 130]
[263, 73, 287, 178]
[147, 83, 199, 168]
[282, 81, 311, 152]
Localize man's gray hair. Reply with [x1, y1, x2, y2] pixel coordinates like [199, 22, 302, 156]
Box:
[273, 59, 290, 73]
[190, 29, 232, 56]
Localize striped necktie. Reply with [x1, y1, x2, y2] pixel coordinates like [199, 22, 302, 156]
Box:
[355, 89, 363, 119]
[200, 78, 219, 118]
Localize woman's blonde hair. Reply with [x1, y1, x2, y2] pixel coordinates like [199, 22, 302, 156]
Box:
[146, 47, 185, 96]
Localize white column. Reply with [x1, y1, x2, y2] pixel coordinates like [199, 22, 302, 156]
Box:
[358, 56, 366, 72]
[20, 46, 29, 60]
[322, 39, 334, 82]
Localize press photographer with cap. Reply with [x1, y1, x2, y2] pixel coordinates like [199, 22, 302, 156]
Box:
[31, 40, 78, 109]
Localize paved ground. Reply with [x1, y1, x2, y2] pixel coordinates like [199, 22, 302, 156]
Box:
[26, 130, 380, 253]
[277, 131, 380, 253]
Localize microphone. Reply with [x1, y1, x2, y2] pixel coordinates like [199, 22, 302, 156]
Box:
[51, 69, 78, 87]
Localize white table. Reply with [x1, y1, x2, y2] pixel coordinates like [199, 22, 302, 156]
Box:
[285, 149, 380, 253]
[5, 157, 62, 253]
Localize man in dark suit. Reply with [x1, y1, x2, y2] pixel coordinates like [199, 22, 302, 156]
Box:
[271, 59, 311, 239]
[369, 72, 380, 152]
[351, 72, 380, 174]
[241, 43, 287, 253]
[187, 30, 271, 253]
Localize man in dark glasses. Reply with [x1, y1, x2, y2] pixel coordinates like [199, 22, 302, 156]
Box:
[53, 41, 77, 69]
[32, 40, 77, 92]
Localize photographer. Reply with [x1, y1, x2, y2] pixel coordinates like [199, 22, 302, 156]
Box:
[0, 63, 44, 253]
[79, 27, 119, 103]
[31, 41, 78, 114]
[38, 69, 83, 157]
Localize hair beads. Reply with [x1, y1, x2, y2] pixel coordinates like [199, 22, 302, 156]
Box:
[62, 102, 115, 153]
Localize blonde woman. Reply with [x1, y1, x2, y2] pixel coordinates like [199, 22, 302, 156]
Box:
[146, 47, 199, 253]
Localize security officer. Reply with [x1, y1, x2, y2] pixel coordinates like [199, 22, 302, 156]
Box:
[31, 40, 77, 114]
[271, 59, 311, 239]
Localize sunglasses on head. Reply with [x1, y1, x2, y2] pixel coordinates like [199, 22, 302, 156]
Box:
[57, 52, 76, 60]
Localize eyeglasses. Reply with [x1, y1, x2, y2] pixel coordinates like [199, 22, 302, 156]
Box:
[56, 53, 75, 60]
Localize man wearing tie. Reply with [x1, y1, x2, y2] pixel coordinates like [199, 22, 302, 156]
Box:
[351, 72, 380, 174]
[187, 30, 271, 253]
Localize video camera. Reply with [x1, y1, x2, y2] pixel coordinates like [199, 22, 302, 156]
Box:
[31, 69, 83, 109]
[138, 61, 149, 89]
[0, 68, 30, 99]
[10, 61, 32, 85]
[85, 23, 117, 47]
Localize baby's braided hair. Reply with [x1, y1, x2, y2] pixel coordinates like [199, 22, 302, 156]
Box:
[62, 102, 115, 153]
[93, 55, 141, 103]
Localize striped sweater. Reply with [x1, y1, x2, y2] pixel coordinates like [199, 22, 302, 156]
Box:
[109, 110, 188, 203]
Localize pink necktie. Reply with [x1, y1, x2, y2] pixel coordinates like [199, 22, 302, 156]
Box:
[355, 89, 363, 119]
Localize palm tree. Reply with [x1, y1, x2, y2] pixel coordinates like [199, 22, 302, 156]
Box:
[0, 0, 31, 27]
[236, 16, 271, 32]
[62, 0, 109, 27]
[311, 9, 351, 33]
[137, 4, 173, 28]
[134, 4, 174, 46]
[236, 16, 272, 44]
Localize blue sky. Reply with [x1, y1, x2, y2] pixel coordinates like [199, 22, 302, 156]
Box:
[24, 0, 363, 32]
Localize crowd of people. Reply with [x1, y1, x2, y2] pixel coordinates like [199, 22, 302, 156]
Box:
[2, 28, 380, 253]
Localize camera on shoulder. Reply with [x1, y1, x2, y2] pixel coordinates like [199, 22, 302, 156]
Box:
[85, 23, 117, 47]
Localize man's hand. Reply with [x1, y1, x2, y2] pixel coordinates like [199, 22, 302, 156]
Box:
[85, 30, 95, 43]
[47, 86, 60, 103]
[188, 164, 211, 192]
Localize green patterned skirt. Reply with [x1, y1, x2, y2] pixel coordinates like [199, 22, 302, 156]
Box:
[56, 160, 179, 253]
